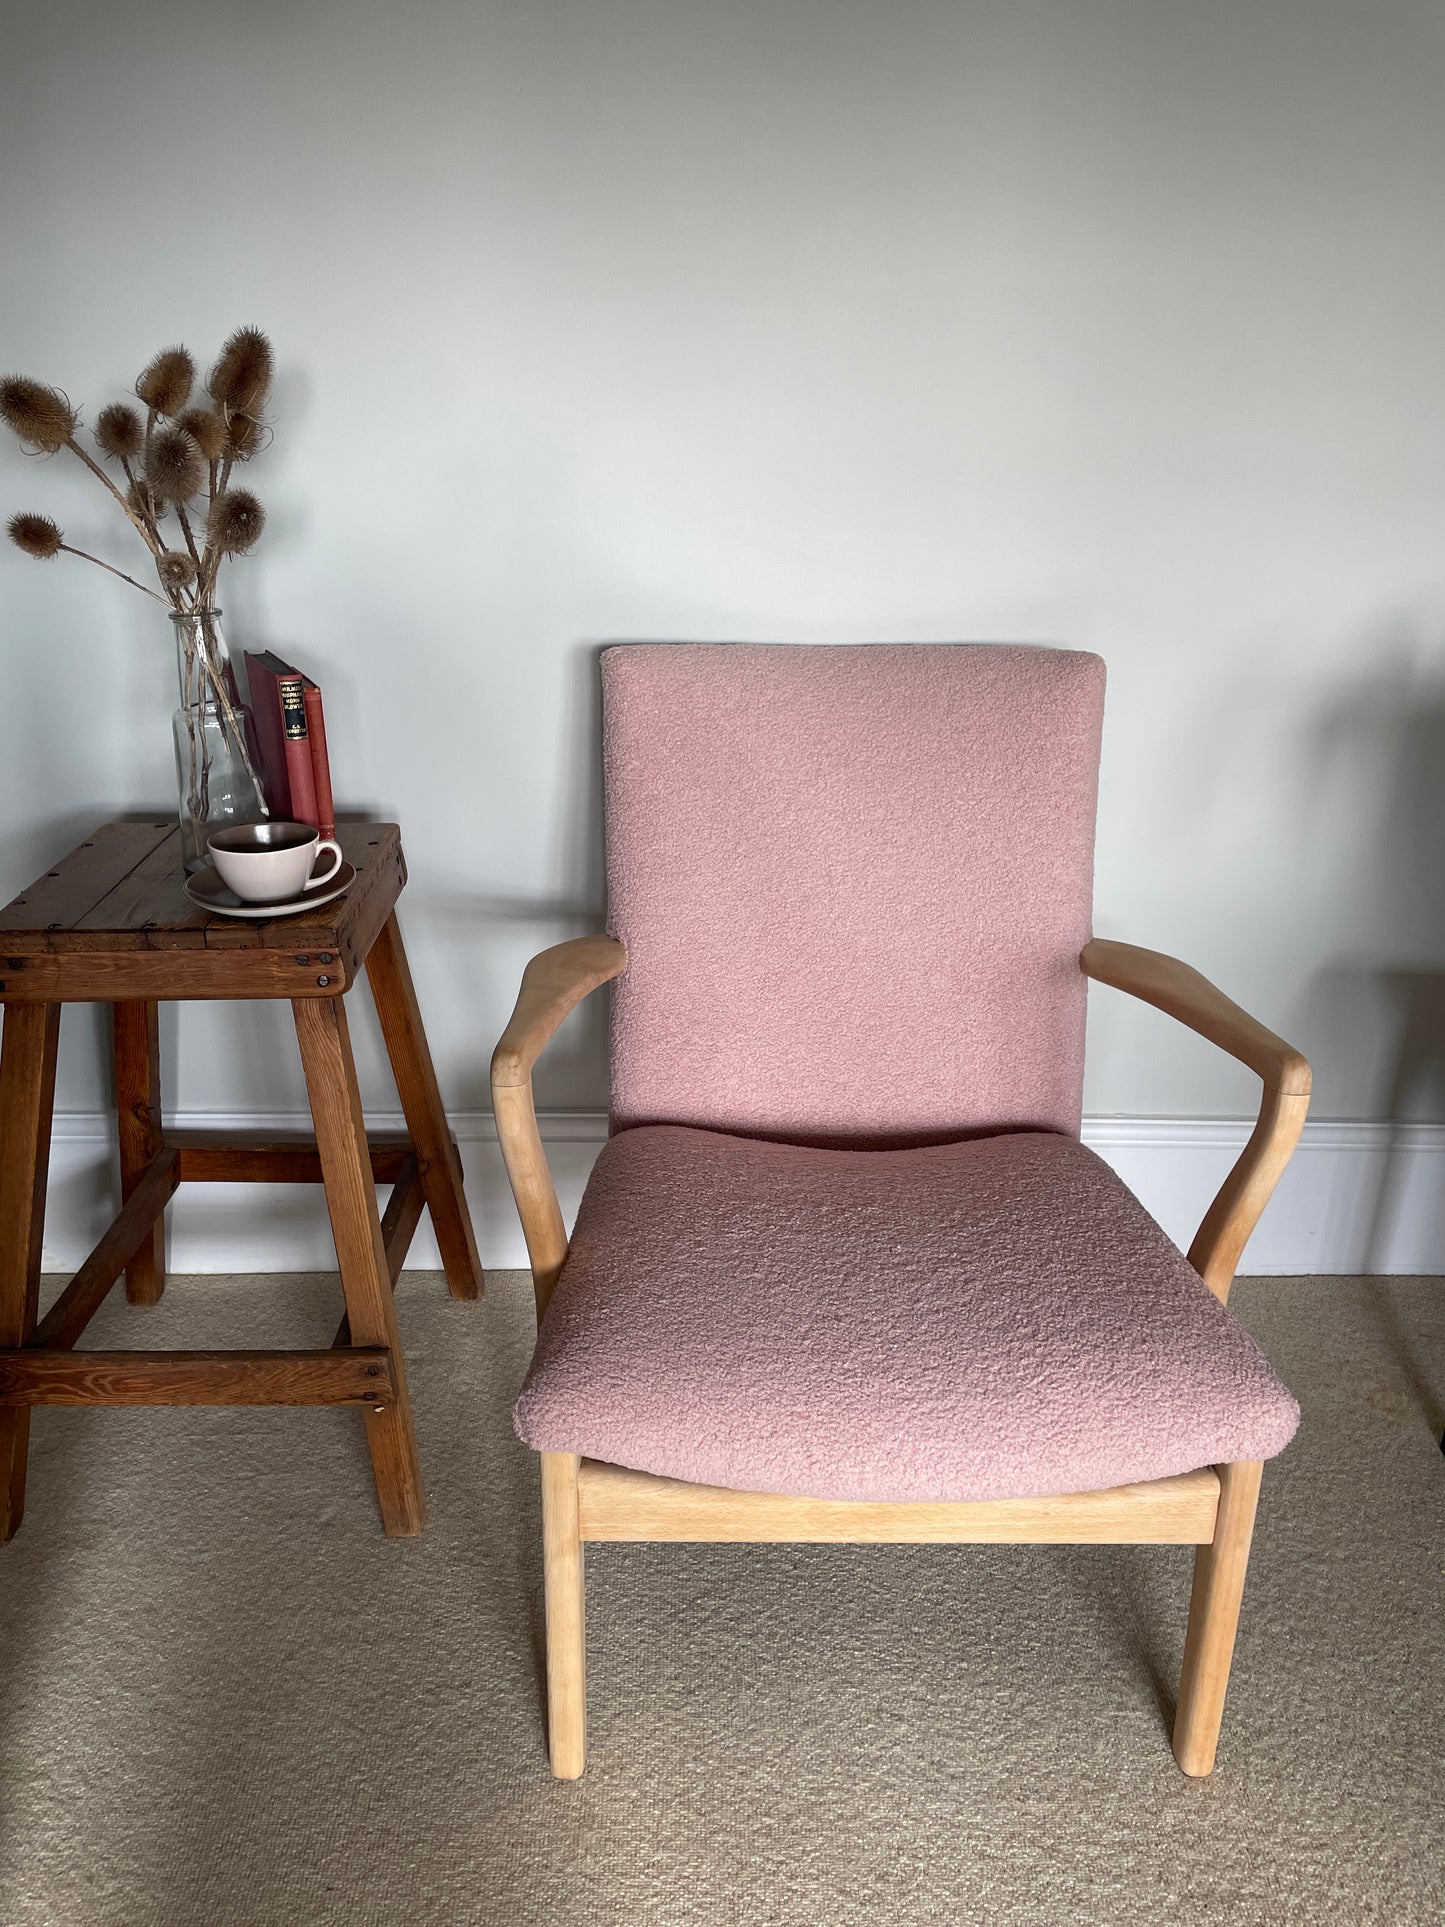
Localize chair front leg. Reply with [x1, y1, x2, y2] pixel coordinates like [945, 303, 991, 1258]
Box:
[1172, 1458, 1264, 1776]
[541, 1450, 586, 1779]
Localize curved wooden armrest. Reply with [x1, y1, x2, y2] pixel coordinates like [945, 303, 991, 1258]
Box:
[1081, 940, 1310, 1095]
[1081, 938, 1311, 1304]
[491, 937, 627, 1315]
[492, 936, 628, 1088]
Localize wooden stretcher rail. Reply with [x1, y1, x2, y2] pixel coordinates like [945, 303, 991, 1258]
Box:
[170, 1133, 417, 1185]
[576, 1460, 1223, 1545]
[0, 1348, 397, 1407]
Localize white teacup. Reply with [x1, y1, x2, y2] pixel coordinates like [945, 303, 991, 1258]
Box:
[208, 822, 344, 904]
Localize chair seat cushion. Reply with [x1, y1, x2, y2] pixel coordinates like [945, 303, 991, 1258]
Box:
[514, 1126, 1300, 1503]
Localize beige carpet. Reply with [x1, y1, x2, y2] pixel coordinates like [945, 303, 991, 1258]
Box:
[0, 1269, 1441, 1927]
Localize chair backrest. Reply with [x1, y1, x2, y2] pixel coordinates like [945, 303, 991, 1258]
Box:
[603, 642, 1105, 1146]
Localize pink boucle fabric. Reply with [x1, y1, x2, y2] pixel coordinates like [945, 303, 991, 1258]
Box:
[603, 643, 1105, 1145]
[515, 1127, 1300, 1502]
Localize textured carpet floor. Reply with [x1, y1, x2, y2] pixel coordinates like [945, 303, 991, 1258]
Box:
[0, 1269, 1441, 1927]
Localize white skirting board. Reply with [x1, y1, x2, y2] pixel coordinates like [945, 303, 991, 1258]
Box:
[37, 1110, 1445, 1278]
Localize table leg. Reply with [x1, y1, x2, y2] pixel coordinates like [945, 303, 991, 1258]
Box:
[293, 994, 425, 1536]
[0, 1003, 60, 1543]
[365, 913, 483, 1300]
[112, 1001, 165, 1305]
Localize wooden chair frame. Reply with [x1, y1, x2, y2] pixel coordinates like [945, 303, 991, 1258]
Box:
[492, 935, 1311, 1780]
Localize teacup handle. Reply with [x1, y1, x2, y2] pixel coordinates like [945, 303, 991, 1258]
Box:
[306, 838, 344, 889]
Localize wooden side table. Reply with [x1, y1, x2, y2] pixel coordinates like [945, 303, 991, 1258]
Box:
[0, 820, 483, 1541]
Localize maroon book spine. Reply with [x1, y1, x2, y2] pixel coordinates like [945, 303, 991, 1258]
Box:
[302, 683, 336, 841]
[278, 674, 320, 827]
[242, 649, 293, 818]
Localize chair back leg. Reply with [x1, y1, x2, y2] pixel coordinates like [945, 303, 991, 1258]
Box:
[541, 1451, 587, 1778]
[1172, 1458, 1264, 1776]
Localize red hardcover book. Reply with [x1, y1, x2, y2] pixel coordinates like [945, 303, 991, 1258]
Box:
[242, 649, 294, 818]
[277, 673, 320, 827]
[302, 683, 336, 841]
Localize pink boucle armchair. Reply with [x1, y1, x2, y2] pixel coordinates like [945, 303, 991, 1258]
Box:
[492, 643, 1310, 1780]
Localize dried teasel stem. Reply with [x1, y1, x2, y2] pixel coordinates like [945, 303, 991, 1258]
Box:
[174, 501, 203, 571]
[62, 545, 171, 603]
[177, 606, 271, 817]
[119, 458, 166, 550]
[8, 508, 165, 597]
[176, 623, 204, 828]
[8, 506, 169, 602]
[63, 435, 163, 554]
[199, 443, 239, 596]
[66, 544, 170, 603]
[64, 543, 172, 601]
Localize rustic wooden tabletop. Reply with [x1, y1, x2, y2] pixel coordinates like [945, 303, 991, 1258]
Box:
[0, 821, 406, 1001]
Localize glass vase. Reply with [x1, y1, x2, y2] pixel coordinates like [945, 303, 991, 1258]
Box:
[171, 608, 268, 871]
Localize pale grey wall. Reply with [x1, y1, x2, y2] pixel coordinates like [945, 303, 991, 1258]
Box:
[3, 0, 1444, 1126]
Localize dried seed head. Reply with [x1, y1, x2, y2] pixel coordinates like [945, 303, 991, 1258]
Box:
[146, 424, 205, 504]
[208, 326, 273, 413]
[95, 402, 145, 462]
[0, 376, 78, 453]
[178, 406, 227, 461]
[7, 511, 64, 558]
[135, 345, 196, 416]
[225, 409, 266, 459]
[156, 549, 198, 590]
[207, 487, 265, 554]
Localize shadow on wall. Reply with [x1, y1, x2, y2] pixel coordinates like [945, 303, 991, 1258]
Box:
[1300, 644, 1445, 1081]
[1301, 650, 1445, 1434]
[1369, 969, 1445, 1245]
[424, 638, 610, 1113]
[422, 886, 611, 1110]
[1365, 968, 1445, 1441]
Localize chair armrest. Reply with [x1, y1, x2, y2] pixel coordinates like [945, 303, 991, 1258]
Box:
[1080, 938, 1311, 1303]
[491, 937, 627, 1314]
[1080, 939, 1311, 1096]
[491, 936, 627, 1089]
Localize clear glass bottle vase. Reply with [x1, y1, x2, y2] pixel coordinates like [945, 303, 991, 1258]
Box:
[171, 608, 268, 871]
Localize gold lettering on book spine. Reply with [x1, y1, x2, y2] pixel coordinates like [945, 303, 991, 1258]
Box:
[280, 681, 308, 739]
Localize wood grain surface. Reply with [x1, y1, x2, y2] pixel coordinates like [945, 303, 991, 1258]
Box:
[0, 822, 407, 1002]
[576, 1461, 1223, 1545]
[0, 1002, 61, 1539]
[32, 1149, 181, 1350]
[0, 1347, 396, 1407]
